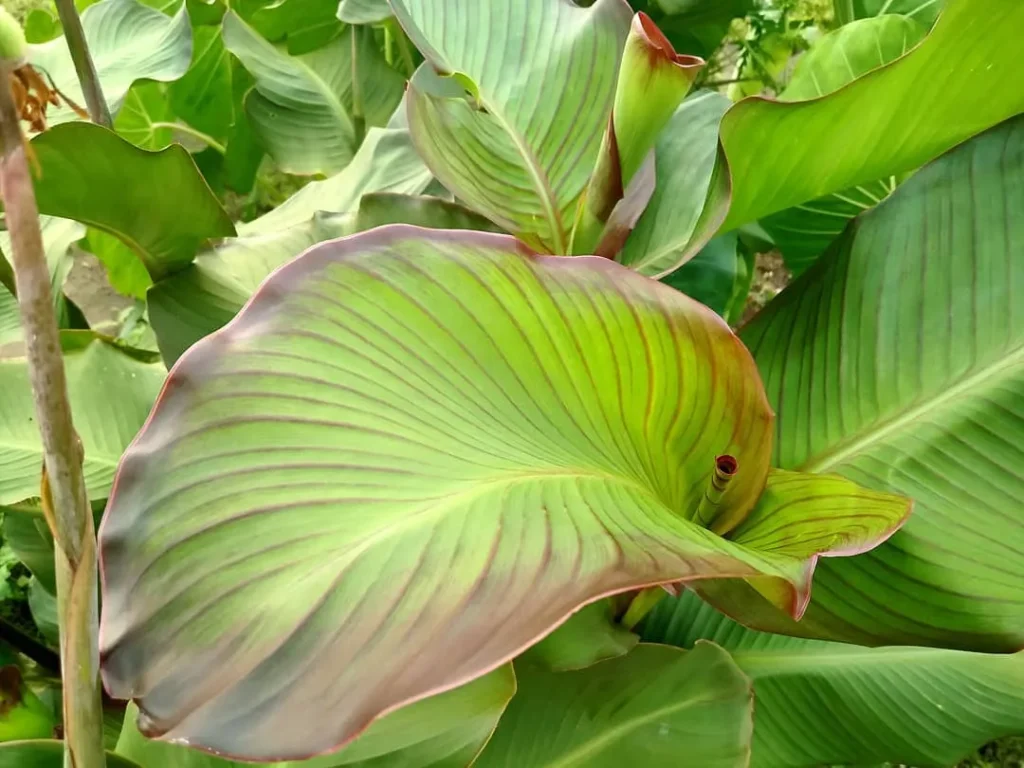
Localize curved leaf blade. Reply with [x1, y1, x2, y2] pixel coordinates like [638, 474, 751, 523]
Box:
[100, 227, 900, 759]
[474, 643, 753, 768]
[28, 0, 191, 123]
[734, 114, 1024, 649]
[719, 0, 1024, 231]
[644, 591, 1024, 768]
[393, 0, 632, 253]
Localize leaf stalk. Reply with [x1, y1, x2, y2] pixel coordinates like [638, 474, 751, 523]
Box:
[53, 0, 111, 127]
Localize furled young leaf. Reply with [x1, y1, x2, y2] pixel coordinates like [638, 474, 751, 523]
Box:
[644, 591, 1024, 768]
[0, 741, 140, 768]
[475, 643, 752, 768]
[27, 123, 235, 279]
[760, 15, 926, 273]
[101, 226, 904, 760]
[222, 12, 405, 175]
[0, 333, 166, 506]
[116, 666, 514, 768]
[523, 599, 638, 672]
[718, 0, 1024, 231]
[28, 0, 191, 123]
[393, 0, 632, 253]
[729, 115, 1024, 650]
[148, 127, 432, 363]
[618, 91, 730, 276]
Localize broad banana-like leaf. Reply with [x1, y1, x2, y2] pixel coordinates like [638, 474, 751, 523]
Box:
[147, 127, 432, 364]
[0, 332, 166, 505]
[661, 232, 754, 326]
[617, 91, 730, 276]
[392, 0, 632, 253]
[25, 123, 235, 280]
[574, 13, 703, 255]
[222, 12, 404, 175]
[100, 226, 905, 760]
[114, 82, 174, 151]
[0, 741, 140, 768]
[760, 15, 927, 274]
[717, 0, 1024, 231]
[28, 0, 191, 124]
[522, 599, 638, 672]
[474, 643, 752, 768]
[855, 0, 943, 23]
[116, 666, 515, 768]
[644, 591, 1024, 768]
[718, 114, 1024, 649]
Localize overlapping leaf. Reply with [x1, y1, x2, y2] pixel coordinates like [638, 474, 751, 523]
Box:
[475, 643, 752, 768]
[28, 0, 191, 123]
[392, 0, 632, 253]
[101, 227, 903, 759]
[716, 0, 1024, 231]
[644, 591, 1024, 768]
[726, 114, 1024, 649]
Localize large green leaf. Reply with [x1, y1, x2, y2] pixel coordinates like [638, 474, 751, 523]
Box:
[337, 0, 391, 24]
[116, 666, 514, 767]
[27, 123, 235, 280]
[718, 0, 1024, 231]
[723, 115, 1024, 649]
[617, 91, 730, 276]
[475, 643, 752, 768]
[759, 15, 927, 274]
[147, 127, 432, 363]
[0, 332, 166, 506]
[100, 227, 904, 760]
[28, 0, 191, 124]
[855, 0, 943, 24]
[644, 591, 1024, 768]
[114, 83, 175, 150]
[0, 741, 140, 768]
[222, 12, 405, 175]
[660, 232, 753, 325]
[392, 0, 632, 253]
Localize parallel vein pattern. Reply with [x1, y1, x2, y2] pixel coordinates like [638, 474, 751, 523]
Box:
[740, 115, 1024, 649]
[393, 0, 632, 253]
[99, 226, 871, 761]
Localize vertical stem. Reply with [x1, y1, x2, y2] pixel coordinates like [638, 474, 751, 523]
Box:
[0, 70, 106, 768]
[350, 25, 365, 147]
[52, 0, 111, 127]
[833, 0, 856, 26]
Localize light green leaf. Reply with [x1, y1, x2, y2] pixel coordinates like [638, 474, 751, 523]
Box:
[394, 0, 632, 253]
[101, 227, 903, 760]
[0, 332, 166, 506]
[22, 8, 61, 44]
[222, 12, 405, 175]
[28, 122, 235, 280]
[733, 114, 1024, 649]
[148, 127, 432, 363]
[352, 193, 501, 235]
[475, 643, 752, 768]
[718, 0, 1024, 231]
[27, 578, 59, 646]
[0, 741, 140, 768]
[660, 232, 753, 325]
[28, 0, 192, 124]
[337, 0, 391, 24]
[2, 512, 56, 593]
[84, 230, 154, 300]
[523, 599, 638, 672]
[0, 665, 55, 741]
[241, 0, 342, 54]
[644, 590, 1024, 768]
[855, 0, 943, 24]
[618, 90, 730, 276]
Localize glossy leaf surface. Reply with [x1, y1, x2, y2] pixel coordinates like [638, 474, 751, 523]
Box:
[0, 333, 166, 505]
[644, 591, 1024, 768]
[732, 115, 1024, 649]
[393, 0, 632, 253]
[719, 0, 1024, 231]
[475, 643, 752, 768]
[28, 123, 235, 280]
[101, 227, 903, 759]
[28, 0, 191, 123]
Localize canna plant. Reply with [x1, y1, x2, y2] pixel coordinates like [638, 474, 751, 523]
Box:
[0, 0, 1023, 766]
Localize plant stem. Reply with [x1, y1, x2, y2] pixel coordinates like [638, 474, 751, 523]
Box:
[0, 66, 106, 768]
[52, 0, 111, 127]
[833, 0, 856, 26]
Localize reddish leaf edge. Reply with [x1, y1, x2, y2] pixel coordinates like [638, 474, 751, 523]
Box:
[96, 225, 894, 761]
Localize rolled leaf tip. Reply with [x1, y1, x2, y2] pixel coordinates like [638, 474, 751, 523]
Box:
[695, 455, 737, 528]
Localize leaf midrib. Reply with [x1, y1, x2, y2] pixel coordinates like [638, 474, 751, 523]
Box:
[801, 342, 1024, 473]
